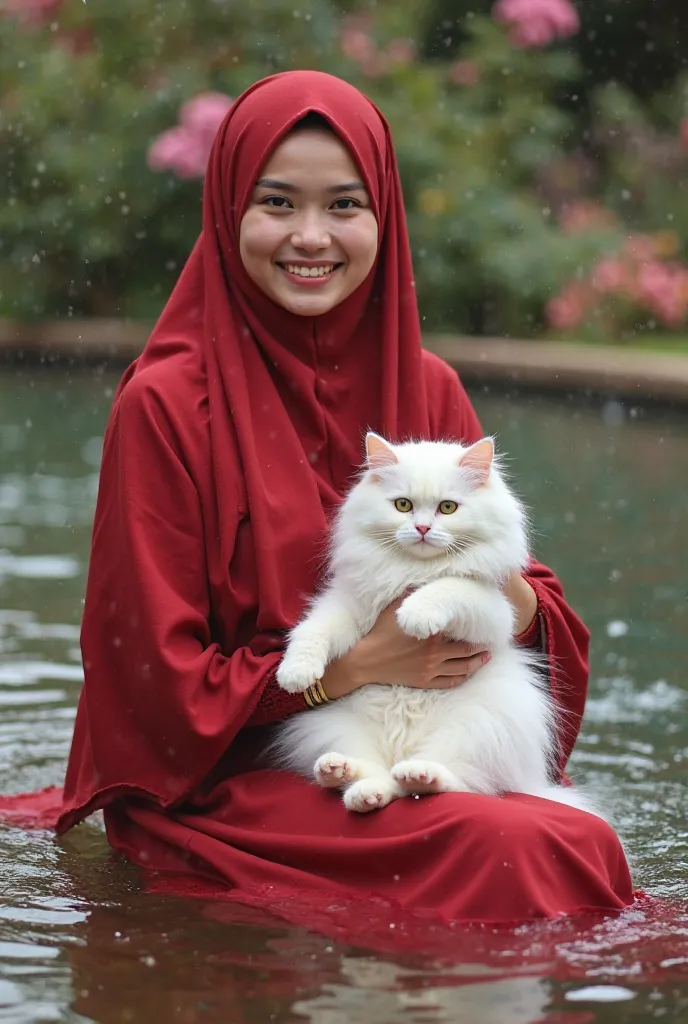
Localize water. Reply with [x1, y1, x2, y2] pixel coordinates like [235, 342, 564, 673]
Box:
[0, 368, 686, 1022]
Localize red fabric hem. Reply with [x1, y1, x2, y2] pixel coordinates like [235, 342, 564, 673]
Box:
[513, 604, 541, 647]
[522, 573, 566, 769]
[0, 785, 65, 830]
[142, 871, 649, 930]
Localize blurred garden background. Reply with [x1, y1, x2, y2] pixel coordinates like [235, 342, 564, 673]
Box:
[3, 0, 688, 345]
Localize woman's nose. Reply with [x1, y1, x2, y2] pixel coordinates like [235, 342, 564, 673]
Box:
[291, 212, 331, 251]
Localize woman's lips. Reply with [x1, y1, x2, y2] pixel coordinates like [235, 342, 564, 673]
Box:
[276, 262, 343, 286]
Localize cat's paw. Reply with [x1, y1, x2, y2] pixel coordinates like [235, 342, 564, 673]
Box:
[396, 594, 453, 640]
[276, 647, 328, 694]
[343, 777, 401, 813]
[391, 759, 457, 795]
[314, 753, 360, 789]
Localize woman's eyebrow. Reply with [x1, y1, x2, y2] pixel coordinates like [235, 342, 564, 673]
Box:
[326, 181, 367, 193]
[255, 177, 368, 194]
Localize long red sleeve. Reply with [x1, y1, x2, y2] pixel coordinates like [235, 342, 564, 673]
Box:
[59, 366, 281, 831]
[424, 351, 590, 778]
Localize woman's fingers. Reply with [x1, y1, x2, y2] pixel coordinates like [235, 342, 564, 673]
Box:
[430, 650, 490, 676]
[429, 652, 491, 686]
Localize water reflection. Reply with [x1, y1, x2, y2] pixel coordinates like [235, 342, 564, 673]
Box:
[1, 369, 687, 1022]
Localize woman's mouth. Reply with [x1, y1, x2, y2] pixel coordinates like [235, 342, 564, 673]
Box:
[276, 262, 343, 286]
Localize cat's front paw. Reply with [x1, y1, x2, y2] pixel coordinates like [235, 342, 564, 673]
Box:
[396, 594, 453, 640]
[276, 647, 328, 694]
[391, 759, 458, 794]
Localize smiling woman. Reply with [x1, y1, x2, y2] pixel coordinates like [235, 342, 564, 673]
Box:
[239, 117, 378, 316]
[0, 70, 634, 931]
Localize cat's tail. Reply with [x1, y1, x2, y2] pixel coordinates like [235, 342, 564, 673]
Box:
[526, 784, 607, 822]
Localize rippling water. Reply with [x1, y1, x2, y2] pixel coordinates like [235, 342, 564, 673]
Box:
[0, 368, 686, 1022]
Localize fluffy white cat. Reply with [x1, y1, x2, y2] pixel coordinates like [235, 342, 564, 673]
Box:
[274, 433, 600, 818]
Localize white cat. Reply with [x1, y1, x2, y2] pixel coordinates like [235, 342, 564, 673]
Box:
[274, 433, 600, 818]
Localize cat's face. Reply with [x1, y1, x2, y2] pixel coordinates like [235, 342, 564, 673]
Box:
[356, 434, 495, 561]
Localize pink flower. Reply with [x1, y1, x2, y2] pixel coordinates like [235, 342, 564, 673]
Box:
[386, 38, 417, 65]
[55, 27, 94, 55]
[559, 200, 617, 235]
[146, 127, 208, 179]
[448, 60, 481, 86]
[591, 256, 626, 294]
[635, 261, 688, 328]
[340, 28, 377, 64]
[147, 91, 232, 180]
[358, 51, 391, 78]
[493, 0, 580, 48]
[546, 281, 590, 330]
[623, 234, 658, 263]
[179, 92, 233, 145]
[2, 0, 62, 24]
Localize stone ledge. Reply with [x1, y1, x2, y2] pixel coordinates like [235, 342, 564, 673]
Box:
[1, 317, 687, 404]
[427, 335, 688, 404]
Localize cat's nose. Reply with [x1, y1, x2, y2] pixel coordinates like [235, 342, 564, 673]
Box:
[415, 524, 431, 537]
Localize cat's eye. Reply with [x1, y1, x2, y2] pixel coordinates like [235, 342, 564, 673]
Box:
[438, 500, 459, 515]
[394, 498, 413, 513]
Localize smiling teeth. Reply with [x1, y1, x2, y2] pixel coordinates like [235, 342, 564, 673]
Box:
[285, 264, 335, 277]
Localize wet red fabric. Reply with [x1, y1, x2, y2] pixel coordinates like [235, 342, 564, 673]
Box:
[0, 70, 633, 923]
[106, 777, 633, 925]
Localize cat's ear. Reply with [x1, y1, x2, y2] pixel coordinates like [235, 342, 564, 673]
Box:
[365, 432, 399, 470]
[459, 438, 494, 486]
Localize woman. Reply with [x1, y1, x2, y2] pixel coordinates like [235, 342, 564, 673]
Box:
[24, 71, 635, 924]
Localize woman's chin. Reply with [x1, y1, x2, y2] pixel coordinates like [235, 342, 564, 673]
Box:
[276, 290, 343, 317]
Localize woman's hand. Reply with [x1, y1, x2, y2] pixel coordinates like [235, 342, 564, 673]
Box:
[321, 600, 490, 700]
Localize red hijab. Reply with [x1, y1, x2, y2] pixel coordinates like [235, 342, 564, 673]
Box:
[58, 71, 434, 825]
[144, 69, 429, 623]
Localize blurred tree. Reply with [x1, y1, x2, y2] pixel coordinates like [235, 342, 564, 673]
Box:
[423, 0, 688, 98]
[2, 0, 687, 341]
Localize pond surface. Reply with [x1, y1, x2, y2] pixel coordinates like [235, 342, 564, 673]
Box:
[0, 367, 686, 1023]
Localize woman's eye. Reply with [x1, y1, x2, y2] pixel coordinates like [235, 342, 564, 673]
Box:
[331, 198, 360, 211]
[262, 195, 293, 209]
[394, 498, 413, 513]
[438, 500, 458, 515]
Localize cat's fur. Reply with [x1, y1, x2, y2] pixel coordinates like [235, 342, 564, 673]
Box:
[273, 433, 601, 818]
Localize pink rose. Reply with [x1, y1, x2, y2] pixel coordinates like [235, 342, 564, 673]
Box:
[591, 256, 626, 294]
[546, 281, 590, 330]
[148, 91, 233, 180]
[448, 60, 481, 86]
[340, 28, 377, 64]
[358, 52, 391, 79]
[493, 0, 580, 48]
[386, 38, 417, 65]
[636, 261, 688, 328]
[2, 0, 62, 23]
[147, 127, 208, 179]
[623, 234, 658, 263]
[559, 200, 617, 235]
[179, 92, 233, 145]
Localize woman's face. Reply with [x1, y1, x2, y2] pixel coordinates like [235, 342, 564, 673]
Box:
[239, 128, 379, 317]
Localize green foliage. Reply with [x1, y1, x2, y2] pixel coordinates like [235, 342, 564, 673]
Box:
[0, 0, 676, 339]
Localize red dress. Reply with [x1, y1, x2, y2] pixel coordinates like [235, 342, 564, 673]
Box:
[0, 71, 633, 926]
[59, 349, 632, 925]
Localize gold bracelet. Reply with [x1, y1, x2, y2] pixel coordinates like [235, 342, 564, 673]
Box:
[304, 679, 330, 709]
[314, 679, 330, 704]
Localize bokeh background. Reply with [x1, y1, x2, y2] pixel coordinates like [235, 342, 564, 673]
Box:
[3, 0, 688, 345]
